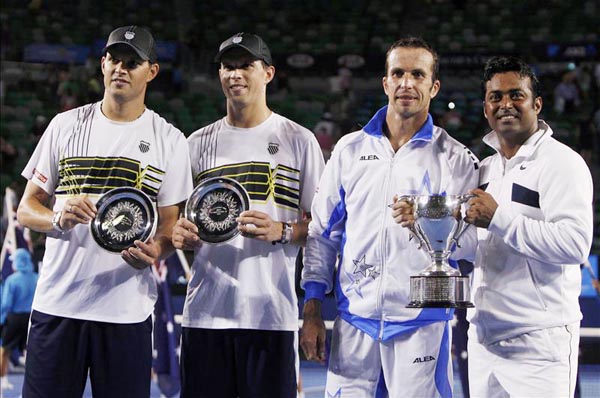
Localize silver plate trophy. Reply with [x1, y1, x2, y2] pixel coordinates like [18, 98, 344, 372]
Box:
[185, 176, 250, 244]
[401, 194, 474, 308]
[90, 187, 157, 253]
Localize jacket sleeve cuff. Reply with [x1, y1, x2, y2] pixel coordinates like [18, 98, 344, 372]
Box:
[303, 282, 327, 302]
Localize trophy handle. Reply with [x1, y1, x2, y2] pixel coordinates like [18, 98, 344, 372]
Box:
[452, 221, 471, 248]
[398, 195, 431, 251]
[412, 223, 433, 252]
[457, 193, 476, 203]
[452, 194, 475, 248]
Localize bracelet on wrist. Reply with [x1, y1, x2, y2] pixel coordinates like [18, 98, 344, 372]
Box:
[272, 222, 293, 245]
[52, 210, 65, 234]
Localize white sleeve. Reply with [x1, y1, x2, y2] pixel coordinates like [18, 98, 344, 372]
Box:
[301, 144, 345, 294]
[489, 151, 593, 264]
[156, 131, 193, 207]
[21, 115, 62, 194]
[299, 133, 325, 214]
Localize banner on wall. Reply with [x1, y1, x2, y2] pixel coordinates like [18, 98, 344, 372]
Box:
[23, 44, 91, 64]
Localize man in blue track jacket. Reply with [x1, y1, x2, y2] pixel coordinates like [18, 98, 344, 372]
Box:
[300, 37, 479, 398]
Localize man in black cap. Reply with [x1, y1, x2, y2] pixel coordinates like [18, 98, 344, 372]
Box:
[17, 25, 192, 398]
[172, 32, 324, 397]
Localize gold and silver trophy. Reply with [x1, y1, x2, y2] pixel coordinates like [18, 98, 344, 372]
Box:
[185, 176, 250, 244]
[401, 194, 474, 308]
[90, 187, 157, 252]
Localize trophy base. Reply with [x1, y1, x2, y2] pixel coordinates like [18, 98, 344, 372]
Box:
[406, 275, 474, 308]
[407, 300, 474, 309]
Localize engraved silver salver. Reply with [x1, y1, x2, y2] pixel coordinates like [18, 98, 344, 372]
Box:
[185, 176, 250, 244]
[90, 187, 157, 253]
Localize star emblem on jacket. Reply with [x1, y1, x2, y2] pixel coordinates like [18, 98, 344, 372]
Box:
[327, 388, 342, 398]
[345, 255, 381, 298]
[367, 267, 380, 279]
[352, 254, 373, 277]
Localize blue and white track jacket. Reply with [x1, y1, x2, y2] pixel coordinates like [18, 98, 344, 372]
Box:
[302, 106, 479, 341]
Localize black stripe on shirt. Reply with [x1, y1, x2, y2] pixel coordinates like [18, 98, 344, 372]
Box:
[511, 183, 540, 208]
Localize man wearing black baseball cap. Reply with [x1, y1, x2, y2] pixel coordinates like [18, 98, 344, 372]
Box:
[173, 32, 324, 398]
[214, 32, 272, 65]
[18, 25, 192, 398]
[103, 25, 158, 64]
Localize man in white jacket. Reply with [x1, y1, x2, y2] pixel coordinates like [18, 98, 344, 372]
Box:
[465, 56, 594, 398]
[301, 37, 479, 398]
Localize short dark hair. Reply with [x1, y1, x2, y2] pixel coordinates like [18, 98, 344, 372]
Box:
[482, 56, 541, 98]
[385, 37, 439, 82]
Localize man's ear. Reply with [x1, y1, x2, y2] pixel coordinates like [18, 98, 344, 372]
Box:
[382, 76, 389, 96]
[265, 65, 275, 85]
[147, 63, 160, 83]
[430, 79, 440, 99]
[533, 96, 543, 115]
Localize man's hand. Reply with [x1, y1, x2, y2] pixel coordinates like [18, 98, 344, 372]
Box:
[300, 299, 327, 364]
[464, 189, 499, 229]
[237, 210, 282, 242]
[60, 197, 97, 231]
[122, 237, 159, 270]
[390, 196, 415, 228]
[171, 217, 202, 250]
[591, 279, 600, 296]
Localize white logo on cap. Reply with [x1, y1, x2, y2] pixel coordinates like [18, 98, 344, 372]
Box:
[124, 31, 135, 40]
[233, 36, 242, 44]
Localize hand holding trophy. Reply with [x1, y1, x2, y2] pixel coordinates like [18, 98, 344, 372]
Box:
[398, 194, 474, 308]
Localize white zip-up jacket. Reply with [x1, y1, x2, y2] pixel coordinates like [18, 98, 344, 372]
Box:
[302, 106, 479, 341]
[469, 121, 594, 345]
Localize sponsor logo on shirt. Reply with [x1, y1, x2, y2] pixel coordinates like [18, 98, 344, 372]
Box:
[413, 355, 436, 364]
[268, 142, 279, 155]
[33, 168, 48, 183]
[139, 140, 151, 153]
[359, 154, 379, 160]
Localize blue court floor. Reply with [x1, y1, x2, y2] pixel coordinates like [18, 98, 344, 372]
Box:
[2, 361, 599, 397]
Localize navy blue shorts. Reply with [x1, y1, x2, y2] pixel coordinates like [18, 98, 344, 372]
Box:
[23, 310, 152, 398]
[180, 327, 297, 398]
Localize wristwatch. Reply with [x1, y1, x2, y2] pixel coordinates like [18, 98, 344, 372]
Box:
[52, 210, 65, 233]
[272, 222, 293, 245]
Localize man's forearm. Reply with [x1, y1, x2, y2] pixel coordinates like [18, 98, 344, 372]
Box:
[17, 198, 54, 233]
[303, 298, 323, 319]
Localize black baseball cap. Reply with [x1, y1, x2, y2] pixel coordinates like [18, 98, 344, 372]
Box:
[103, 25, 157, 63]
[214, 32, 272, 65]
